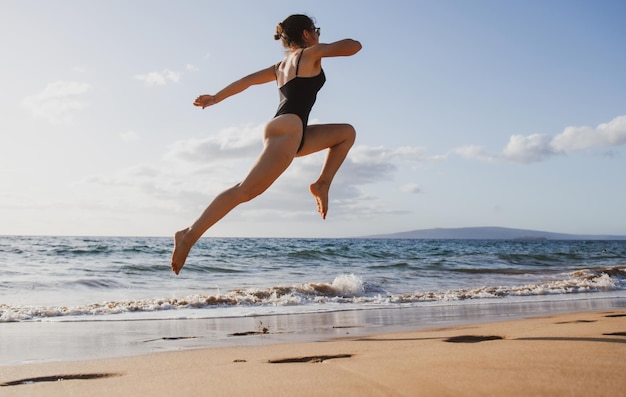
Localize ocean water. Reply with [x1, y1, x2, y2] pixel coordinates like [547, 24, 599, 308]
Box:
[1, 236, 626, 323]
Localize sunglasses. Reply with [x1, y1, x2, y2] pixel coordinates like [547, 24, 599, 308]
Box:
[311, 27, 321, 36]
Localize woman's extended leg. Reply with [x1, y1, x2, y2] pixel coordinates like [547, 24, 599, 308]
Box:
[296, 123, 356, 219]
[171, 115, 302, 274]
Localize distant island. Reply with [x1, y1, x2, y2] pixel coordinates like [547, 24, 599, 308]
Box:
[363, 226, 626, 240]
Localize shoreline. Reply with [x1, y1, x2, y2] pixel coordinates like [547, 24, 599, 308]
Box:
[2, 295, 625, 366]
[1, 308, 625, 396]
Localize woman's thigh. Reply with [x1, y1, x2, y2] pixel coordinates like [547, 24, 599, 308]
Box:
[264, 114, 303, 143]
[238, 116, 302, 195]
[296, 123, 356, 157]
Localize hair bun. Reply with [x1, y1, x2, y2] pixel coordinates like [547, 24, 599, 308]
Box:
[274, 15, 313, 48]
[274, 22, 283, 41]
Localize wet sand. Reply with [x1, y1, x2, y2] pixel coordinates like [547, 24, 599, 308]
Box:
[1, 309, 625, 396]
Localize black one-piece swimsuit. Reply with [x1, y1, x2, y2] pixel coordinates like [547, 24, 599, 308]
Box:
[274, 49, 326, 151]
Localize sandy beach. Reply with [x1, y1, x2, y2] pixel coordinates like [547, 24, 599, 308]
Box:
[1, 309, 624, 396]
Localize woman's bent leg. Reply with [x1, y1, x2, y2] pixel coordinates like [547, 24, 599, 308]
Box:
[296, 123, 356, 219]
[171, 116, 302, 274]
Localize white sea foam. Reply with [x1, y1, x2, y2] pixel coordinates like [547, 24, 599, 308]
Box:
[1, 268, 623, 323]
[330, 274, 365, 296]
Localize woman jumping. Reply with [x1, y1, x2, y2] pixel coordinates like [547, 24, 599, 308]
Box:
[171, 14, 361, 274]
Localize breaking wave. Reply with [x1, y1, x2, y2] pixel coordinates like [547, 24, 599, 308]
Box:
[2, 268, 624, 323]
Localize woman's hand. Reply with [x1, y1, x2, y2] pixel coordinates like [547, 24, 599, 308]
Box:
[193, 94, 217, 109]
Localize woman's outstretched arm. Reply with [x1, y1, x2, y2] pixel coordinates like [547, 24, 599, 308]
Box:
[193, 65, 276, 109]
[309, 39, 362, 59]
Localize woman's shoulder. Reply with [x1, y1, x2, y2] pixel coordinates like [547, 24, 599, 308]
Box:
[275, 50, 303, 84]
[277, 50, 301, 66]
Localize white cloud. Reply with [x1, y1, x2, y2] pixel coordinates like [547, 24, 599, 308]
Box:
[348, 145, 390, 163]
[164, 124, 264, 163]
[400, 183, 422, 194]
[80, 132, 425, 228]
[349, 145, 427, 164]
[119, 130, 140, 142]
[455, 115, 626, 164]
[394, 146, 429, 162]
[164, 70, 181, 82]
[21, 81, 91, 124]
[502, 133, 554, 163]
[454, 145, 496, 162]
[551, 115, 626, 152]
[134, 69, 182, 87]
[341, 156, 396, 185]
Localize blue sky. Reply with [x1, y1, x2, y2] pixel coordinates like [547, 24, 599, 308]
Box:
[1, 0, 625, 238]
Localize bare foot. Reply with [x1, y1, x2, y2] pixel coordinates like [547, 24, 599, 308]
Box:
[309, 181, 329, 220]
[171, 228, 192, 275]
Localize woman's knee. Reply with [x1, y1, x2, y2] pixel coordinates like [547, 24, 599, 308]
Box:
[340, 123, 356, 145]
[230, 182, 265, 204]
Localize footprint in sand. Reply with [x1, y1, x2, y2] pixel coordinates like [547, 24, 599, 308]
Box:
[142, 336, 198, 343]
[444, 335, 503, 343]
[1, 373, 120, 387]
[267, 354, 353, 364]
[555, 320, 597, 324]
